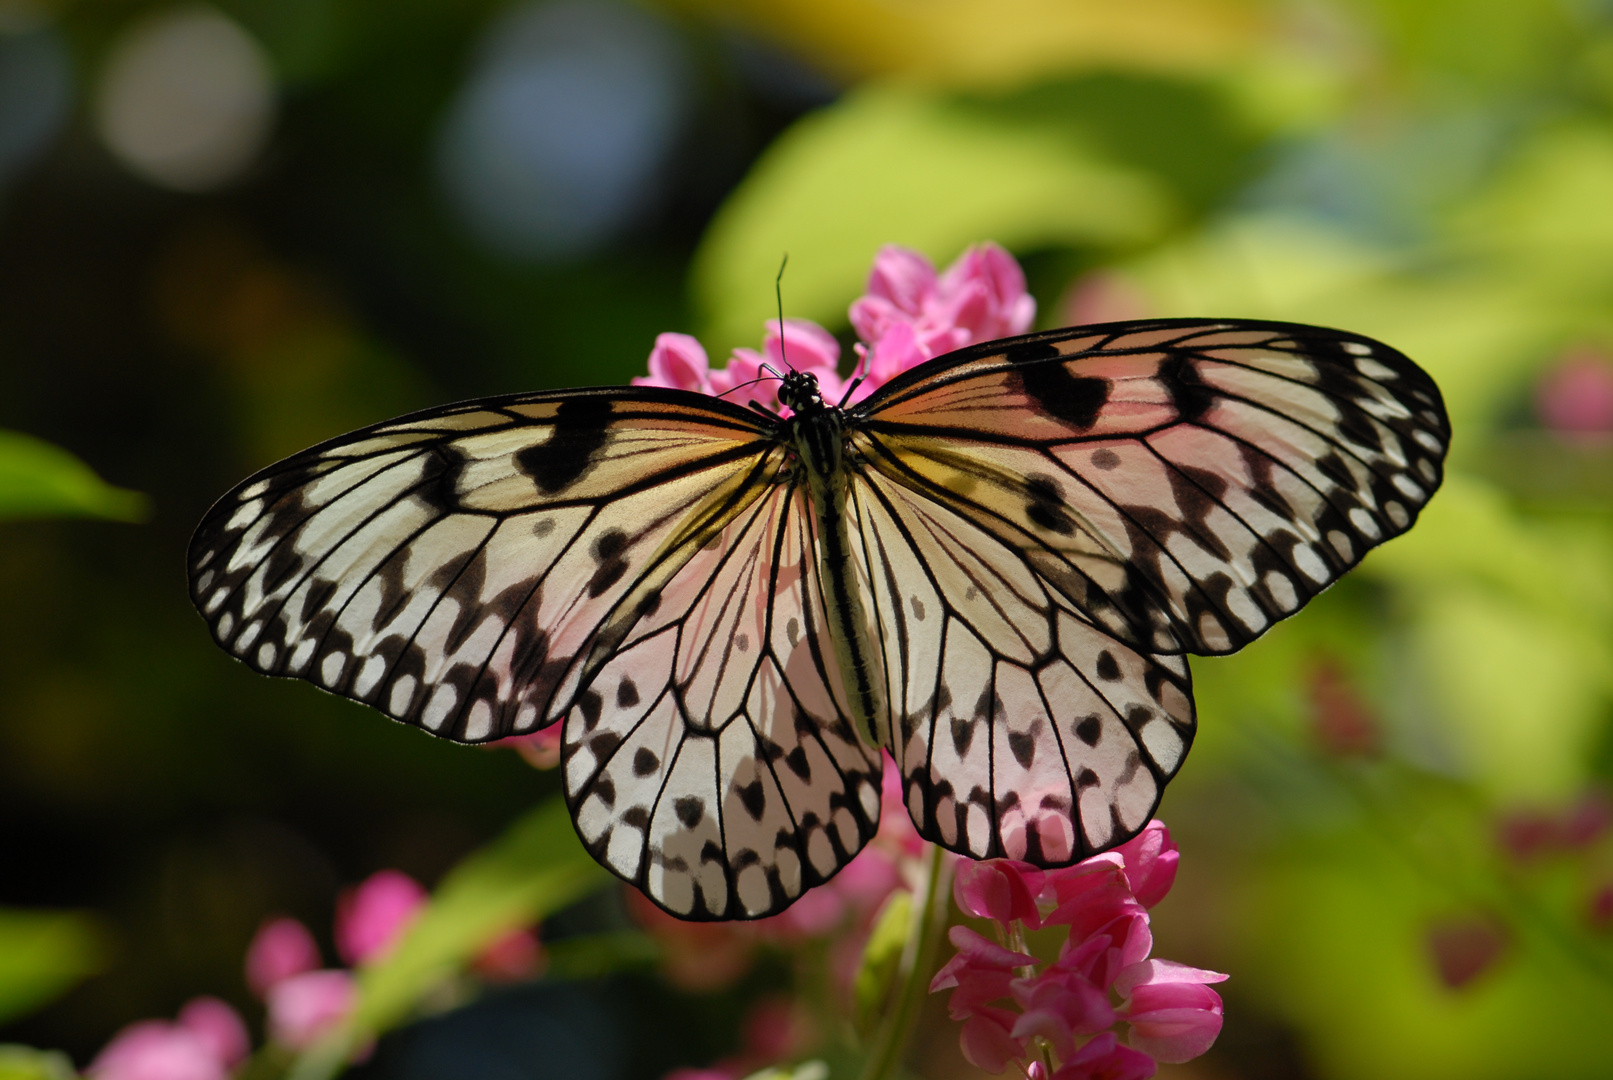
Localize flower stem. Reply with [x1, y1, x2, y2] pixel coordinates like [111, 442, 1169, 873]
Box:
[858, 844, 951, 1080]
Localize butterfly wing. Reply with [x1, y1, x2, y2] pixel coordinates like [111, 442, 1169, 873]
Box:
[846, 318, 1447, 860]
[187, 388, 783, 743]
[854, 318, 1449, 657]
[848, 467, 1193, 863]
[560, 478, 883, 919]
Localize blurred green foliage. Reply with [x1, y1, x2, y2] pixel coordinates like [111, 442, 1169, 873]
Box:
[0, 433, 147, 522]
[0, 912, 103, 1028]
[5, 0, 1613, 1078]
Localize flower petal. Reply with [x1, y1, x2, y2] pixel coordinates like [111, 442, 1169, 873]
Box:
[635, 332, 711, 393]
[335, 869, 427, 966]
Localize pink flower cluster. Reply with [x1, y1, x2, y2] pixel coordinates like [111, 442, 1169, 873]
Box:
[1536, 347, 1613, 440]
[86, 998, 248, 1080]
[245, 869, 428, 1051]
[930, 822, 1226, 1079]
[632, 242, 1035, 413]
[87, 868, 541, 1078]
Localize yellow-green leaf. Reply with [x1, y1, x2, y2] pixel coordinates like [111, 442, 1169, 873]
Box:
[0, 431, 147, 522]
[692, 84, 1174, 355]
[0, 1046, 77, 1080]
[0, 910, 105, 1026]
[852, 888, 913, 1034]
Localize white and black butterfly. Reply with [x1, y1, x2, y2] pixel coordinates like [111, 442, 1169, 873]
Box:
[188, 318, 1447, 919]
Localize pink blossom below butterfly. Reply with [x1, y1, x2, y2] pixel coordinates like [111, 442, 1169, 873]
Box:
[189, 263, 1447, 920]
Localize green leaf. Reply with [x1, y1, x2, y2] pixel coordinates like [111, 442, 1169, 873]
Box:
[0, 1046, 77, 1080]
[288, 797, 609, 1080]
[692, 83, 1174, 355]
[0, 431, 148, 522]
[852, 888, 913, 1034]
[0, 910, 105, 1026]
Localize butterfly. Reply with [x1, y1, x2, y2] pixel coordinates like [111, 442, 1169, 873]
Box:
[189, 318, 1447, 919]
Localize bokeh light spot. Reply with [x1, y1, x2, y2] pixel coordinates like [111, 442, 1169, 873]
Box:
[0, 23, 71, 186]
[94, 6, 276, 192]
[435, 0, 692, 262]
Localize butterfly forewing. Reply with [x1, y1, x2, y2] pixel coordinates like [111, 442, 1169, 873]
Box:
[188, 390, 776, 743]
[854, 319, 1449, 657]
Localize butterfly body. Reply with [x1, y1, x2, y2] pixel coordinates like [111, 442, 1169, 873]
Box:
[190, 319, 1448, 919]
[777, 371, 888, 751]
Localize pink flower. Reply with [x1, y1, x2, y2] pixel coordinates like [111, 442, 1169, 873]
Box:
[1308, 661, 1382, 757]
[635, 332, 714, 394]
[1424, 915, 1507, 989]
[1040, 861, 1145, 941]
[87, 1022, 229, 1080]
[957, 1004, 1027, 1074]
[954, 859, 1045, 926]
[265, 969, 356, 1049]
[929, 925, 1035, 1020]
[1052, 1033, 1157, 1080]
[245, 916, 321, 997]
[1053, 911, 1153, 992]
[740, 996, 814, 1064]
[1589, 883, 1613, 930]
[849, 243, 1035, 395]
[876, 751, 925, 858]
[1111, 822, 1179, 910]
[175, 997, 249, 1068]
[471, 926, 545, 982]
[499, 726, 563, 769]
[1010, 968, 1115, 1059]
[335, 870, 427, 966]
[1537, 348, 1613, 439]
[932, 815, 1220, 1076]
[1114, 960, 1228, 1063]
[88, 997, 248, 1080]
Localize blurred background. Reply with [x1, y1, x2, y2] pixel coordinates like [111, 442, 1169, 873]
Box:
[2, 0, 1613, 1077]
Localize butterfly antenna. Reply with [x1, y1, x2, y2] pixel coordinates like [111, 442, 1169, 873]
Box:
[837, 346, 871, 408]
[774, 253, 794, 372]
[715, 371, 783, 401]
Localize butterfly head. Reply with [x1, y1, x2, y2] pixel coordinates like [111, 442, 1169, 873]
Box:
[777, 370, 827, 415]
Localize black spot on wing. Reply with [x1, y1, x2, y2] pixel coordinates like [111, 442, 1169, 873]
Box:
[588, 528, 630, 598]
[1025, 474, 1076, 535]
[675, 796, 705, 827]
[1013, 360, 1110, 429]
[1161, 352, 1214, 423]
[515, 397, 613, 494]
[418, 443, 468, 512]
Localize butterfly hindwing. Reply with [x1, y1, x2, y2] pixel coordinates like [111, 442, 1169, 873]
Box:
[563, 480, 882, 919]
[848, 467, 1194, 865]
